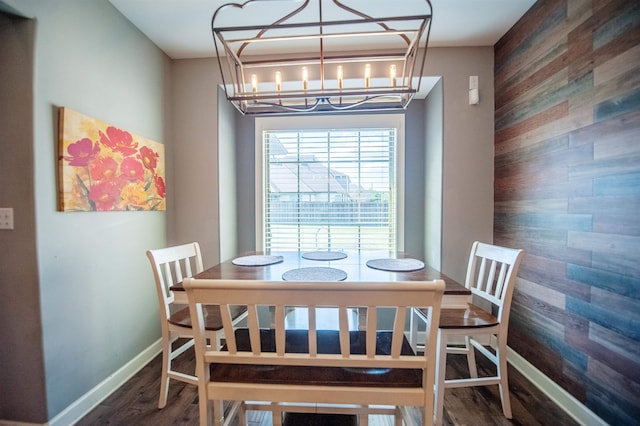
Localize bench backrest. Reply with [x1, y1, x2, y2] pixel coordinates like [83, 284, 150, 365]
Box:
[184, 279, 444, 370]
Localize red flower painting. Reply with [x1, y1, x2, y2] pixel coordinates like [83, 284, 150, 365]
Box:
[58, 107, 166, 212]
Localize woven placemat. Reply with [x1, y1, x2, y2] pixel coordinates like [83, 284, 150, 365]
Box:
[231, 255, 284, 267]
[301, 251, 348, 261]
[282, 267, 347, 281]
[366, 258, 425, 272]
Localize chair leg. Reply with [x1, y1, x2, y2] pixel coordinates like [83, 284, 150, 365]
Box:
[238, 402, 246, 426]
[271, 409, 283, 426]
[434, 329, 447, 426]
[360, 412, 371, 426]
[214, 331, 222, 351]
[496, 337, 512, 418]
[392, 408, 401, 426]
[465, 336, 478, 378]
[158, 335, 172, 409]
[211, 399, 222, 426]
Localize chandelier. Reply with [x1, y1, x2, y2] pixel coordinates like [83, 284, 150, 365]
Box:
[212, 0, 433, 115]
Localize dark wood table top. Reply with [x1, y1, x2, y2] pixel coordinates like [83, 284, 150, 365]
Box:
[172, 251, 469, 296]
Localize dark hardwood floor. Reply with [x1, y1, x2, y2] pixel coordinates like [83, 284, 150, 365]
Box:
[76, 342, 579, 426]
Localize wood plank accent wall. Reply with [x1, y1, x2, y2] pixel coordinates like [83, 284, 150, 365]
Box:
[493, 0, 640, 424]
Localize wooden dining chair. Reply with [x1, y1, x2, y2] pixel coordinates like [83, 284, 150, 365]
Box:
[433, 241, 524, 425]
[146, 242, 248, 409]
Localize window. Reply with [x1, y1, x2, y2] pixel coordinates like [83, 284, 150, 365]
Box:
[256, 115, 404, 252]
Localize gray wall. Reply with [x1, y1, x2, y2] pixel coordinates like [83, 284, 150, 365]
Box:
[235, 113, 258, 255]
[404, 100, 427, 257]
[0, 0, 170, 421]
[218, 85, 239, 262]
[424, 79, 444, 269]
[170, 58, 221, 267]
[428, 47, 495, 283]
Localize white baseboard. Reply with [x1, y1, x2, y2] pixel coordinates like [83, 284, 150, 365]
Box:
[507, 347, 608, 426]
[48, 339, 162, 426]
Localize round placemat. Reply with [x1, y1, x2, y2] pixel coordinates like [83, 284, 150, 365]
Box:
[232, 255, 284, 267]
[366, 258, 425, 272]
[301, 251, 348, 261]
[282, 267, 347, 281]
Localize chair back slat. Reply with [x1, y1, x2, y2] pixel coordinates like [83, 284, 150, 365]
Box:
[221, 303, 238, 354]
[160, 263, 174, 302]
[495, 261, 509, 298]
[475, 257, 488, 292]
[172, 260, 184, 283]
[485, 259, 498, 294]
[247, 305, 261, 355]
[338, 306, 350, 357]
[366, 307, 377, 358]
[308, 306, 318, 356]
[183, 258, 193, 279]
[275, 305, 286, 356]
[391, 307, 407, 358]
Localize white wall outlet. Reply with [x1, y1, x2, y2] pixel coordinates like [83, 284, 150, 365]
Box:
[0, 208, 14, 230]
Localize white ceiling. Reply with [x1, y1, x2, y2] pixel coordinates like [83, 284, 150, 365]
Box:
[109, 0, 536, 60]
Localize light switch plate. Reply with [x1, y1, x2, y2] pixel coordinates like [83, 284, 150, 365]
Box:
[0, 208, 14, 230]
[469, 75, 478, 90]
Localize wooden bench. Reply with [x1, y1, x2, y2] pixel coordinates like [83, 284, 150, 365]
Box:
[184, 278, 445, 426]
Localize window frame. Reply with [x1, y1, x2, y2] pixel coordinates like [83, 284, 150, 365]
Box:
[255, 114, 405, 252]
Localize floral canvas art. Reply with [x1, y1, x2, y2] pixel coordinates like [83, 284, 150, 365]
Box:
[58, 107, 166, 212]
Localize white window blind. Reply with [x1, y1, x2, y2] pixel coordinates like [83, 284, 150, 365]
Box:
[261, 125, 398, 252]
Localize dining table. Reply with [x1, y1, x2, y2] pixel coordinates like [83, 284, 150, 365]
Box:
[171, 250, 470, 349]
[171, 250, 470, 308]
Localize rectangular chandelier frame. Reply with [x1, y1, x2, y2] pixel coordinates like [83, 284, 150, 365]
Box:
[212, 0, 433, 115]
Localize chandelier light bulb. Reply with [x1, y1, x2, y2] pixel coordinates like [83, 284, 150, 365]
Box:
[337, 65, 344, 90]
[251, 74, 258, 93]
[275, 71, 282, 92]
[302, 67, 308, 91]
[364, 64, 371, 89]
[390, 64, 397, 87]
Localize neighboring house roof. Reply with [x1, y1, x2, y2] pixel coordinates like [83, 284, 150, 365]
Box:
[269, 160, 352, 193]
